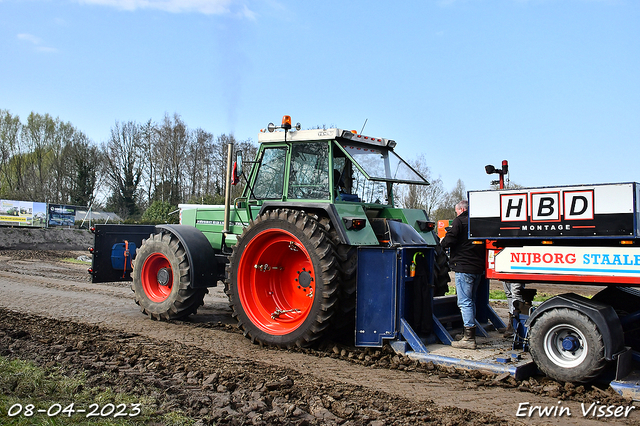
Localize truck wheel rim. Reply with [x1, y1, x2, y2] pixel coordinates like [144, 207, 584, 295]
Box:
[238, 229, 315, 335]
[141, 253, 173, 302]
[543, 324, 588, 368]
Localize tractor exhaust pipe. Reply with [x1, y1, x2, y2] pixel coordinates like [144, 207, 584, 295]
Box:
[223, 142, 234, 233]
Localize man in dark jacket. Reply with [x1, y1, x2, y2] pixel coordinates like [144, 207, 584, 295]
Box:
[441, 200, 485, 349]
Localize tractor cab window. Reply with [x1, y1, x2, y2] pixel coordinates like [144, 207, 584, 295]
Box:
[352, 167, 388, 204]
[287, 142, 330, 200]
[342, 144, 426, 183]
[253, 147, 287, 199]
[333, 143, 387, 204]
[333, 141, 429, 205]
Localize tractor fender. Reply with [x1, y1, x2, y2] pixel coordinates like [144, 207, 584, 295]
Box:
[526, 293, 624, 361]
[156, 225, 220, 288]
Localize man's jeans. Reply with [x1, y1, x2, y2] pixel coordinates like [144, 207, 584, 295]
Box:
[455, 272, 483, 328]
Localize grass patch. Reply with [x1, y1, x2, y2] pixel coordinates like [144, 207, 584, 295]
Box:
[532, 292, 556, 302]
[0, 356, 194, 425]
[60, 258, 90, 264]
[489, 289, 506, 300]
[490, 289, 556, 302]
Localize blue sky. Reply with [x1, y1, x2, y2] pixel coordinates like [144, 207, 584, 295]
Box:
[1, 0, 638, 193]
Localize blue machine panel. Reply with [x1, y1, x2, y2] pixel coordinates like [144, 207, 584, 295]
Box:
[111, 242, 137, 272]
[355, 248, 397, 347]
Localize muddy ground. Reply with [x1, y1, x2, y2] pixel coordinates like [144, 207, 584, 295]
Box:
[0, 244, 638, 425]
[0, 226, 93, 251]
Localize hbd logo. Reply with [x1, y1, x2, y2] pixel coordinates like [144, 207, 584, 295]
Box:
[501, 190, 594, 223]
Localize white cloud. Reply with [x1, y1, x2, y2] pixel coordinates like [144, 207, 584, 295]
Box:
[17, 33, 42, 44]
[238, 4, 256, 20]
[17, 33, 58, 53]
[76, 0, 253, 16]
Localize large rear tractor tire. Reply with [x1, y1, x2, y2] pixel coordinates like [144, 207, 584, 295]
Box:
[322, 217, 357, 334]
[332, 243, 357, 323]
[226, 209, 340, 348]
[529, 308, 607, 383]
[132, 231, 207, 320]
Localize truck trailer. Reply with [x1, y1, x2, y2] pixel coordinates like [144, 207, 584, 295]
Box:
[469, 183, 640, 394]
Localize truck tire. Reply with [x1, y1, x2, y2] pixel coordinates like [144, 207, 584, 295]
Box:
[132, 231, 207, 320]
[226, 209, 340, 348]
[529, 308, 607, 383]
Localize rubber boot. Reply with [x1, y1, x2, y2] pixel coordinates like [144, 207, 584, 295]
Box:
[503, 314, 515, 338]
[451, 326, 476, 349]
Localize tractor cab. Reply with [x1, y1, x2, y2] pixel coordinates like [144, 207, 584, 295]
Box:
[223, 116, 440, 254]
[237, 115, 430, 215]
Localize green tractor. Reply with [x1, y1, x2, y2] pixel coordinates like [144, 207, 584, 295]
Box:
[90, 116, 450, 348]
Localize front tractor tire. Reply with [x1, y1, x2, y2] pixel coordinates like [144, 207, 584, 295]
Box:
[132, 231, 207, 320]
[529, 308, 607, 383]
[227, 209, 340, 348]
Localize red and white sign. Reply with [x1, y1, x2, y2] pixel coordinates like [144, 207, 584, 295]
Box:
[488, 246, 640, 284]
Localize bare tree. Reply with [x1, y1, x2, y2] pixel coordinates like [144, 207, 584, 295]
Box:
[140, 119, 158, 206]
[104, 121, 143, 218]
[212, 134, 234, 198]
[48, 120, 76, 204]
[431, 179, 466, 221]
[0, 110, 22, 198]
[69, 134, 101, 207]
[206, 134, 258, 203]
[0, 110, 101, 205]
[396, 154, 446, 218]
[154, 113, 189, 206]
[490, 180, 523, 190]
[21, 112, 56, 201]
[186, 128, 214, 200]
[1, 109, 260, 217]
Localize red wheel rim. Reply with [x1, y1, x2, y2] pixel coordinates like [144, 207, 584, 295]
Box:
[237, 228, 316, 335]
[141, 253, 173, 302]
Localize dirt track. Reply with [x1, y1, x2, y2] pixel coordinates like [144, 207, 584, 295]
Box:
[0, 250, 638, 425]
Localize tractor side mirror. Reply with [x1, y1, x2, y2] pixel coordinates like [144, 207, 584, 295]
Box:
[236, 151, 243, 175]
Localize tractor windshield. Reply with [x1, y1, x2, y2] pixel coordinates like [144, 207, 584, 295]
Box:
[336, 143, 428, 185]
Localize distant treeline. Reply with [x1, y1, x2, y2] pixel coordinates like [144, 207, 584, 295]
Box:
[0, 110, 256, 220]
